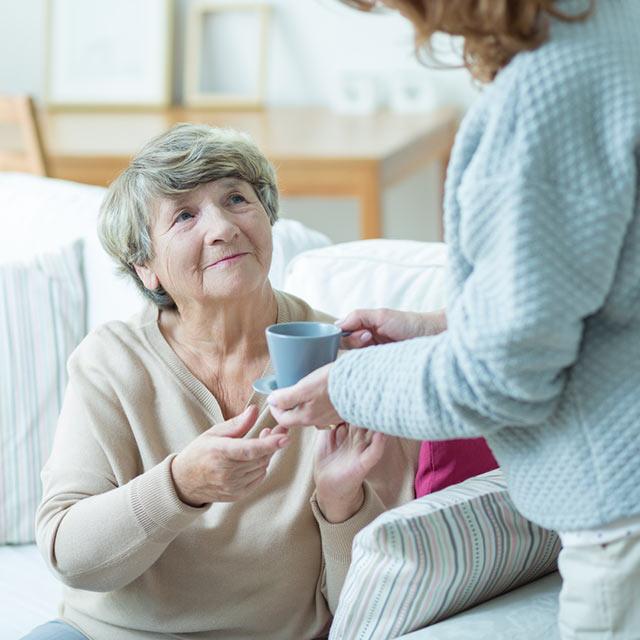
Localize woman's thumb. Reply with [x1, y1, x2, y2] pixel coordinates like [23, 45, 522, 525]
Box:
[361, 432, 388, 470]
[335, 310, 364, 331]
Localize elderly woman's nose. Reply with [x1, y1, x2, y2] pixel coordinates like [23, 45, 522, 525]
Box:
[202, 209, 240, 244]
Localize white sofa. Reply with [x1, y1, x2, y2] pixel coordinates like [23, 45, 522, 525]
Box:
[0, 174, 561, 640]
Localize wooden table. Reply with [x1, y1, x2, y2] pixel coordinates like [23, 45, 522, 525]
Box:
[40, 107, 458, 239]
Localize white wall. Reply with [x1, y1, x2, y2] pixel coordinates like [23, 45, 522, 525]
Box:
[0, 0, 479, 242]
[0, 0, 46, 97]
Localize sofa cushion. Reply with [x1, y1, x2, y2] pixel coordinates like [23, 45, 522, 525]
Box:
[398, 571, 562, 640]
[415, 438, 498, 497]
[283, 239, 447, 318]
[329, 469, 561, 639]
[0, 174, 104, 263]
[0, 241, 86, 543]
[0, 543, 61, 638]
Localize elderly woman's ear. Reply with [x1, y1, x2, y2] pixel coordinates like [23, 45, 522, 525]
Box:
[133, 264, 160, 292]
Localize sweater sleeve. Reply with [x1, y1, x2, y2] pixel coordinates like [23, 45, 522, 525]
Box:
[311, 482, 385, 614]
[328, 179, 634, 441]
[36, 353, 207, 592]
[328, 29, 640, 441]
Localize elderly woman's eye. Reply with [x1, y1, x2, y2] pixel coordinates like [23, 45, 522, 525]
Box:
[175, 211, 194, 223]
[228, 193, 248, 205]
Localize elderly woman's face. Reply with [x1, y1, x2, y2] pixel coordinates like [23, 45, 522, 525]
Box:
[144, 178, 273, 306]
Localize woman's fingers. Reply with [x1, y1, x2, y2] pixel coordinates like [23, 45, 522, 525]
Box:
[268, 379, 309, 412]
[268, 364, 342, 428]
[210, 405, 259, 438]
[270, 425, 289, 436]
[338, 308, 437, 344]
[259, 425, 289, 441]
[268, 404, 301, 427]
[336, 309, 396, 347]
[225, 433, 289, 461]
[335, 423, 349, 448]
[340, 329, 374, 349]
[327, 423, 338, 449]
[360, 432, 388, 471]
[335, 309, 377, 332]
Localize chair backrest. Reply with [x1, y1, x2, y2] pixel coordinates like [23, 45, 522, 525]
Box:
[0, 95, 47, 176]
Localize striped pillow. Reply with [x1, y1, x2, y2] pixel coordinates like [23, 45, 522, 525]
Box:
[0, 241, 86, 544]
[330, 469, 560, 639]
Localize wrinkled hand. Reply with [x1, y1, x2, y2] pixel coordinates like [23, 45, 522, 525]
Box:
[314, 424, 387, 523]
[267, 363, 343, 429]
[338, 308, 447, 349]
[170, 405, 290, 507]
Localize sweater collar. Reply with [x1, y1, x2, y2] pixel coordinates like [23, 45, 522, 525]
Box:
[140, 289, 294, 428]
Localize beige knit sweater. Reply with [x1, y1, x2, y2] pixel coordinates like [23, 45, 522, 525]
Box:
[36, 290, 419, 640]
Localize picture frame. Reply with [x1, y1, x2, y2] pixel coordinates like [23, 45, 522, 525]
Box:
[183, 2, 270, 109]
[44, 0, 174, 109]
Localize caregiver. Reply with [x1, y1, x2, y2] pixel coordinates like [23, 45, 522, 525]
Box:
[269, 1, 640, 638]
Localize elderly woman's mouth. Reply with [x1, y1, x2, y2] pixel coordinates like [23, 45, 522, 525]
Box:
[205, 253, 249, 269]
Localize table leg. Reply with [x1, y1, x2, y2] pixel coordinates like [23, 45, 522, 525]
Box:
[358, 164, 382, 239]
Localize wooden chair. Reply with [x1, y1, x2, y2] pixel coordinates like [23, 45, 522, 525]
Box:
[0, 95, 48, 176]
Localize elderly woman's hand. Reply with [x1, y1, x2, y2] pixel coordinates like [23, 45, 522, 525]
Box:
[314, 424, 387, 523]
[338, 308, 447, 349]
[170, 405, 290, 507]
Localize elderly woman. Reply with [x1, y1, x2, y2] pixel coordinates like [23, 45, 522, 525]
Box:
[26, 124, 419, 640]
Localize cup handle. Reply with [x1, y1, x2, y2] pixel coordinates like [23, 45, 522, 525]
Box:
[341, 330, 352, 337]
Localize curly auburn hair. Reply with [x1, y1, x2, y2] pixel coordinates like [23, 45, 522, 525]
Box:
[341, 0, 594, 82]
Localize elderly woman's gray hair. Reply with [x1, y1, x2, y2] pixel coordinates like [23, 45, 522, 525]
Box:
[98, 123, 279, 308]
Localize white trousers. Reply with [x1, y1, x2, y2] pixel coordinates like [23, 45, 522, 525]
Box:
[558, 532, 640, 639]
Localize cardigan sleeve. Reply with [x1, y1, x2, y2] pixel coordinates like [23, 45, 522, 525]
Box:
[36, 350, 207, 592]
[311, 482, 386, 614]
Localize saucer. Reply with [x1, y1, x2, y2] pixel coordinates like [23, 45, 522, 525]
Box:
[252, 374, 278, 394]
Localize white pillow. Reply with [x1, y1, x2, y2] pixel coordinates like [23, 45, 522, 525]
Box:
[0, 173, 104, 263]
[83, 232, 145, 331]
[0, 173, 134, 329]
[270, 218, 331, 290]
[283, 239, 447, 318]
[0, 241, 86, 543]
[0, 173, 115, 329]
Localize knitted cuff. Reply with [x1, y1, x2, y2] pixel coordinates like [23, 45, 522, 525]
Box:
[311, 482, 386, 564]
[128, 454, 208, 542]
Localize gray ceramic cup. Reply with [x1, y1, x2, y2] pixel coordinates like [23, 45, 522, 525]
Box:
[266, 321, 342, 388]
